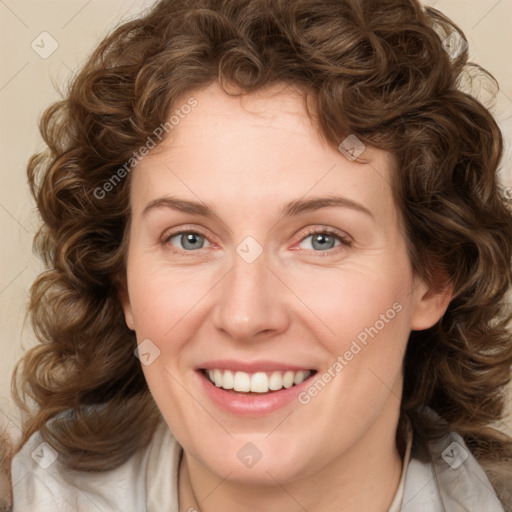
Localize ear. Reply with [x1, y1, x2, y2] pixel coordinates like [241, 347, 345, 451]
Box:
[409, 274, 453, 331]
[116, 278, 135, 331]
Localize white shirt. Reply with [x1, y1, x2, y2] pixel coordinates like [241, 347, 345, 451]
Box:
[11, 418, 505, 511]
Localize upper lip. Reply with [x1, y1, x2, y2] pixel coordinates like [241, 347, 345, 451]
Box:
[198, 360, 316, 373]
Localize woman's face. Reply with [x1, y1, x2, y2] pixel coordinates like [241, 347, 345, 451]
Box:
[121, 81, 449, 484]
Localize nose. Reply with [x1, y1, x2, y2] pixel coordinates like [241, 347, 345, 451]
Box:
[211, 242, 290, 341]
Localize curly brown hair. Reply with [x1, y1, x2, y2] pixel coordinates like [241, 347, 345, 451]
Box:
[12, 0, 512, 499]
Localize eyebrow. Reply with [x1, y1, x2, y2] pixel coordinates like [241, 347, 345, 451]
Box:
[142, 195, 374, 220]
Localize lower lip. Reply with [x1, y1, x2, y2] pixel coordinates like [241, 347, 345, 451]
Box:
[196, 370, 316, 416]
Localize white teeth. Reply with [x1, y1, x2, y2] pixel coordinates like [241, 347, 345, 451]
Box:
[206, 369, 312, 393]
[234, 371, 251, 392]
[282, 371, 295, 389]
[268, 371, 283, 390]
[294, 370, 305, 385]
[250, 372, 268, 393]
[222, 370, 234, 389]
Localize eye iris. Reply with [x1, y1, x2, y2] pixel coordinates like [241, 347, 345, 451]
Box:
[312, 233, 336, 250]
[174, 232, 339, 251]
[181, 233, 204, 250]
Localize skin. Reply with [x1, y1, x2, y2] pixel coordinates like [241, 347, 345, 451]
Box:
[120, 81, 452, 512]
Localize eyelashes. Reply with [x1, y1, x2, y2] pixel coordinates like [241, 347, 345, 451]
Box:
[297, 227, 352, 254]
[162, 225, 352, 257]
[164, 230, 212, 252]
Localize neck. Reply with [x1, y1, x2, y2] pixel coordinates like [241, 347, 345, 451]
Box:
[178, 399, 404, 512]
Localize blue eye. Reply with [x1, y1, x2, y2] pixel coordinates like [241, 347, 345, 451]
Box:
[298, 229, 350, 253]
[163, 227, 351, 256]
[166, 231, 211, 251]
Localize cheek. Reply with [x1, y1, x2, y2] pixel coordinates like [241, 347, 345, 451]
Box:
[127, 264, 212, 339]
[288, 261, 411, 356]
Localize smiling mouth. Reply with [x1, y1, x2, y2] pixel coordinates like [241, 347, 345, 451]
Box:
[202, 369, 317, 394]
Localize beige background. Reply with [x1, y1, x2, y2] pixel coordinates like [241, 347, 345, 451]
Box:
[1, 0, 511, 439]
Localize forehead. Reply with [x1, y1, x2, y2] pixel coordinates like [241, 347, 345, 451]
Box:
[130, 81, 398, 226]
